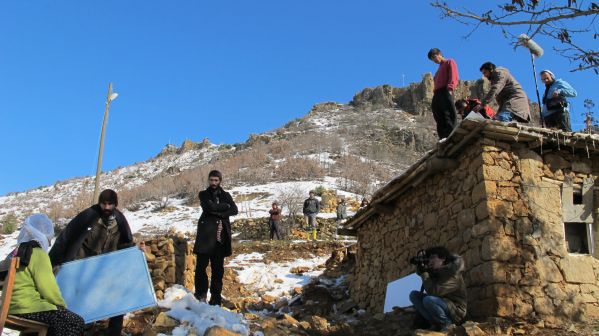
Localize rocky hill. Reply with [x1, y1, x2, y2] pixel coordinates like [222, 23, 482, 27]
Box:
[0, 74, 489, 225]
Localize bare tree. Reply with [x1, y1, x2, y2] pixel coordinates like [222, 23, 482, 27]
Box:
[276, 184, 307, 228]
[431, 1, 599, 72]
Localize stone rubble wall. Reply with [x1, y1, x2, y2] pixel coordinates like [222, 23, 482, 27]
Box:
[351, 140, 485, 313]
[473, 138, 599, 324]
[143, 233, 195, 299]
[351, 137, 599, 324]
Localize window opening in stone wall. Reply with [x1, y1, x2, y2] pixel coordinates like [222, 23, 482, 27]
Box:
[573, 190, 583, 205]
[564, 222, 590, 254]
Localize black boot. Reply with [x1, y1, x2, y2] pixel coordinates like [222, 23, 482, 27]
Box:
[208, 295, 222, 306]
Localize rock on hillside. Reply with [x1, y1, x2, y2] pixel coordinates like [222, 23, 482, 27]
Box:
[350, 73, 491, 114]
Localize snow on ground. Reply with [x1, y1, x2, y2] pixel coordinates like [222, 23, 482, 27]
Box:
[123, 198, 198, 235]
[151, 249, 328, 336]
[158, 285, 249, 336]
[228, 252, 329, 298]
[229, 178, 359, 220]
[0, 231, 20, 262]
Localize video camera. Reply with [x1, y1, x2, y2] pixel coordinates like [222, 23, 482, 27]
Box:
[409, 249, 429, 267]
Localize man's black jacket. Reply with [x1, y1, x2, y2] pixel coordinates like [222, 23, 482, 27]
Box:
[194, 186, 238, 257]
[49, 204, 133, 266]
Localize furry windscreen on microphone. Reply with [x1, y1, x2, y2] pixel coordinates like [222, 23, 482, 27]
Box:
[518, 34, 544, 57]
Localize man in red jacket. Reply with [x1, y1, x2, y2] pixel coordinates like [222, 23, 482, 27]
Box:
[428, 48, 459, 141]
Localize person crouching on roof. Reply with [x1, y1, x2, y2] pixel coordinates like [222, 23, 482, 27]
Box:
[455, 98, 496, 120]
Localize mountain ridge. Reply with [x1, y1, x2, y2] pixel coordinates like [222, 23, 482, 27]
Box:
[0, 74, 487, 225]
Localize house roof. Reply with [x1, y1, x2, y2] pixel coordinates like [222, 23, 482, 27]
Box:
[343, 115, 599, 231]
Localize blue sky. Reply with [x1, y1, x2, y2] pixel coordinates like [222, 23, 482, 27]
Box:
[1, 1, 597, 195]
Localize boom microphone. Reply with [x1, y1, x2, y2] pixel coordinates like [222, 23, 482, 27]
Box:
[518, 34, 544, 57]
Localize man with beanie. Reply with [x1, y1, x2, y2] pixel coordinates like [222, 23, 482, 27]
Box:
[428, 48, 459, 141]
[540, 69, 577, 131]
[194, 170, 238, 306]
[49, 189, 134, 335]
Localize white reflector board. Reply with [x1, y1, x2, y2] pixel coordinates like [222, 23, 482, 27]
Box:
[56, 247, 157, 323]
[383, 272, 421, 313]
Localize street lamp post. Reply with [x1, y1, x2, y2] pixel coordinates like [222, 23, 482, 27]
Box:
[92, 83, 118, 204]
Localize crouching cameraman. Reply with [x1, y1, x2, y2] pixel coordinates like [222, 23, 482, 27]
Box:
[409, 246, 467, 331]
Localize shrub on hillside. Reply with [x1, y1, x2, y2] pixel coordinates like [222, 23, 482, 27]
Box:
[334, 154, 390, 196]
[275, 158, 324, 181]
[1, 213, 18, 234]
[312, 185, 326, 196]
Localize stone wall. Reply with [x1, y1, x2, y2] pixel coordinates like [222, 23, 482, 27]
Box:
[351, 136, 599, 324]
[351, 139, 485, 313]
[143, 233, 195, 299]
[471, 138, 599, 324]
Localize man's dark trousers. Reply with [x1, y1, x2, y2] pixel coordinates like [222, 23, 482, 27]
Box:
[432, 88, 457, 139]
[544, 111, 571, 132]
[194, 242, 226, 303]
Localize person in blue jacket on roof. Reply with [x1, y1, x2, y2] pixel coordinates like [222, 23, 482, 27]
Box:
[540, 70, 577, 132]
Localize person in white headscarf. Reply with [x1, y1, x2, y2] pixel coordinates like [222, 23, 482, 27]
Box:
[6, 214, 84, 336]
[16, 213, 55, 251]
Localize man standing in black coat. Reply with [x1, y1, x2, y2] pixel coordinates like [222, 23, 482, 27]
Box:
[194, 170, 238, 306]
[49, 189, 134, 336]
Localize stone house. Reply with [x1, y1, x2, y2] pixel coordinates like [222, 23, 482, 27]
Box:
[343, 117, 599, 324]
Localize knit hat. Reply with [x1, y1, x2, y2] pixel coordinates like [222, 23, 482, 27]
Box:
[540, 69, 555, 79]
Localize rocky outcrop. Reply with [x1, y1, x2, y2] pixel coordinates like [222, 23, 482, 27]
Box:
[309, 102, 344, 115]
[350, 85, 398, 110]
[156, 144, 178, 157]
[155, 139, 211, 158]
[350, 74, 491, 116]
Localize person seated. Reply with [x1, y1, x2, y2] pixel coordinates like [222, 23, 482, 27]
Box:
[409, 246, 467, 332]
[5, 214, 84, 336]
[455, 98, 496, 120]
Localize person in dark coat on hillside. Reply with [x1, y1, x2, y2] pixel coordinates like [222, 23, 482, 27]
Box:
[193, 170, 238, 306]
[428, 48, 459, 141]
[268, 202, 282, 240]
[478, 62, 531, 123]
[49, 189, 134, 336]
[540, 69, 577, 132]
[409, 246, 467, 332]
